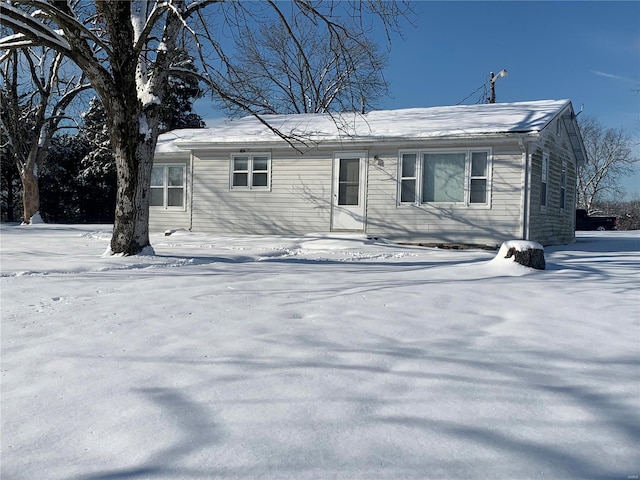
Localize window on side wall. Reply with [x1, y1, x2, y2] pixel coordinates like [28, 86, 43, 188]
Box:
[231, 154, 271, 190]
[150, 164, 186, 209]
[398, 149, 491, 206]
[541, 153, 549, 209]
[560, 160, 567, 210]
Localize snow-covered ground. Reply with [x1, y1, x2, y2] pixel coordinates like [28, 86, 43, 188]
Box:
[1, 224, 638, 480]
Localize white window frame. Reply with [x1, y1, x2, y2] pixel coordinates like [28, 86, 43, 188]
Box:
[150, 163, 186, 210]
[541, 152, 549, 210]
[230, 153, 271, 190]
[398, 148, 492, 207]
[399, 152, 418, 204]
[469, 151, 490, 205]
[560, 159, 567, 210]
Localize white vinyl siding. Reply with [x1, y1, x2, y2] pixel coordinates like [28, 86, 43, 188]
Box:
[193, 150, 331, 234]
[366, 144, 520, 246]
[528, 130, 578, 246]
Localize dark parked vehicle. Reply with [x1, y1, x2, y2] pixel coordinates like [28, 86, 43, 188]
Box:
[575, 209, 618, 231]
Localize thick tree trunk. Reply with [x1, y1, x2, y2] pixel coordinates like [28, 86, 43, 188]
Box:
[20, 167, 39, 224]
[109, 117, 157, 256]
[89, 1, 162, 256]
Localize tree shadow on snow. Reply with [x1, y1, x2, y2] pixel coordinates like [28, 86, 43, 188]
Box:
[76, 388, 224, 480]
[72, 338, 640, 480]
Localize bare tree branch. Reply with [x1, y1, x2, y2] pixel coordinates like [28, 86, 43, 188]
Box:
[577, 116, 639, 213]
[1, 0, 412, 252]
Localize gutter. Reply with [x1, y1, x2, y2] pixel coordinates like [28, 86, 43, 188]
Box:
[174, 132, 542, 152]
[519, 137, 535, 240]
[189, 150, 194, 231]
[518, 138, 531, 240]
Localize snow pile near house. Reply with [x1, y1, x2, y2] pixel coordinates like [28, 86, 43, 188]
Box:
[1, 225, 638, 480]
[156, 99, 571, 152]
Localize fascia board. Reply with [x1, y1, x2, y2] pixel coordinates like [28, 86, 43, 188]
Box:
[175, 132, 541, 152]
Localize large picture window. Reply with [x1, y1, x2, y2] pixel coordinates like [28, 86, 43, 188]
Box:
[231, 154, 270, 190]
[399, 149, 491, 206]
[150, 164, 186, 208]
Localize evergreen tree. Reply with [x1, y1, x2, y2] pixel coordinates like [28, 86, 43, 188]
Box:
[0, 143, 21, 222]
[39, 134, 88, 223]
[159, 53, 206, 132]
[79, 97, 115, 180]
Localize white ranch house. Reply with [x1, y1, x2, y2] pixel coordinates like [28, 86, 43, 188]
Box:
[151, 99, 586, 247]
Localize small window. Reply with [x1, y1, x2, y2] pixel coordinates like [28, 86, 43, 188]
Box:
[150, 164, 185, 209]
[560, 160, 567, 210]
[232, 156, 249, 187]
[231, 154, 271, 190]
[469, 151, 488, 204]
[400, 153, 417, 203]
[541, 153, 549, 208]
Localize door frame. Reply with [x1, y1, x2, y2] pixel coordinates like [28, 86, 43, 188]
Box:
[331, 151, 367, 231]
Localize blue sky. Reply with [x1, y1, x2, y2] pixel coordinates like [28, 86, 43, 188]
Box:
[195, 1, 640, 198]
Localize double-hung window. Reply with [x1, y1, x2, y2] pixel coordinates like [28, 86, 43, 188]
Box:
[399, 149, 491, 206]
[469, 152, 489, 204]
[150, 164, 186, 208]
[399, 153, 418, 203]
[231, 154, 270, 190]
[541, 153, 549, 208]
[560, 160, 567, 210]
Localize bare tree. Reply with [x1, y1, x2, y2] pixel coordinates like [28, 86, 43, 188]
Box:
[216, 15, 389, 116]
[593, 199, 640, 231]
[577, 116, 639, 214]
[1, 1, 411, 255]
[0, 46, 90, 223]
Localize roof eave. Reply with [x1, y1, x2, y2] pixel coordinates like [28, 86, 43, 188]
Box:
[561, 108, 587, 166]
[174, 131, 542, 151]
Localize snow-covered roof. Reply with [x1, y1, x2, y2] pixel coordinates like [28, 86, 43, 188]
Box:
[156, 99, 573, 153]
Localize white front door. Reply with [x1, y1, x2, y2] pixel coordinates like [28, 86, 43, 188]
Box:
[331, 153, 366, 231]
